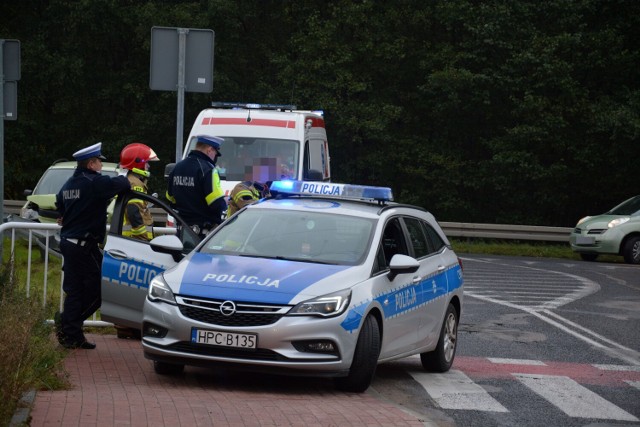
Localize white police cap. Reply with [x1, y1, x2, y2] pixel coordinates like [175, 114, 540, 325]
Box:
[196, 135, 223, 156]
[73, 142, 107, 161]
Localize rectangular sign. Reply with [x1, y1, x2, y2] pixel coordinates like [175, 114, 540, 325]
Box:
[149, 27, 214, 93]
[2, 39, 20, 81]
[3, 81, 17, 120]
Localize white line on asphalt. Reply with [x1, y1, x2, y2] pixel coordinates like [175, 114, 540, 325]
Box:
[514, 373, 639, 421]
[410, 370, 509, 412]
[625, 380, 640, 390]
[487, 358, 547, 366]
[594, 364, 640, 372]
[467, 291, 640, 365]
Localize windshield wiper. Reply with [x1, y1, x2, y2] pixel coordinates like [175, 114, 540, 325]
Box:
[236, 253, 333, 264]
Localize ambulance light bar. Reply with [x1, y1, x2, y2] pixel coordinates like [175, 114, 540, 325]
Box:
[211, 102, 297, 111]
[269, 181, 393, 202]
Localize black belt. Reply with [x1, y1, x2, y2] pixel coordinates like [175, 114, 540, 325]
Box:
[63, 238, 93, 247]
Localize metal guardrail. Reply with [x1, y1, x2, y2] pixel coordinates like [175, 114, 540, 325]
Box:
[440, 221, 572, 242]
[5, 199, 573, 242]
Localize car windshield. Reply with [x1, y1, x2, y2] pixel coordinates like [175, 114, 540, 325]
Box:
[607, 195, 640, 216]
[187, 136, 299, 181]
[34, 167, 118, 195]
[200, 208, 375, 265]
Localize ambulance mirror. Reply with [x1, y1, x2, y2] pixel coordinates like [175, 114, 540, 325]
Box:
[164, 163, 176, 179]
[305, 169, 323, 181]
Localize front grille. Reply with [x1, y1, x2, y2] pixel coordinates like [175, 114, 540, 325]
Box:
[176, 296, 290, 327]
[165, 342, 337, 363]
[587, 229, 606, 235]
[168, 341, 286, 360]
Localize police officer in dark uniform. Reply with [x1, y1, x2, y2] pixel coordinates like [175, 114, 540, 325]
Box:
[55, 142, 130, 349]
[166, 135, 227, 239]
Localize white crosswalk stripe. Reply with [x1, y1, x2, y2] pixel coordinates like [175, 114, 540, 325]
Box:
[409, 369, 508, 412]
[514, 373, 638, 421]
[409, 361, 639, 422]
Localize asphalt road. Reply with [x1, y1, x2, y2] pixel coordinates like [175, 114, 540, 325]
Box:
[371, 254, 640, 426]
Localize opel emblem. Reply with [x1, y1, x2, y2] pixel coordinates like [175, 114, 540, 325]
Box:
[219, 300, 236, 316]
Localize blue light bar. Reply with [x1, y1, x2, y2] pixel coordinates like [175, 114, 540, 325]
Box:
[269, 181, 393, 202]
[210, 102, 297, 111]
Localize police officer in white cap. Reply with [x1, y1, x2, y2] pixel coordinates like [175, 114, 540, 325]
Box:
[54, 142, 130, 349]
[166, 135, 227, 239]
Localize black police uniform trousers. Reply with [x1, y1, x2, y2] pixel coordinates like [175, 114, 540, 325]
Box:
[59, 238, 102, 344]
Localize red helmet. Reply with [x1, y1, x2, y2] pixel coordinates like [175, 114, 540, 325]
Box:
[120, 143, 159, 177]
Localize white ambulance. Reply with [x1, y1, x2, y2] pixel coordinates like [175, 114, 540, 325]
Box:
[173, 102, 331, 198]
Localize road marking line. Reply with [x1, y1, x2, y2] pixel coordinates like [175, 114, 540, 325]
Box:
[410, 369, 508, 412]
[625, 380, 640, 390]
[515, 373, 638, 421]
[487, 358, 546, 366]
[468, 291, 640, 365]
[594, 364, 640, 372]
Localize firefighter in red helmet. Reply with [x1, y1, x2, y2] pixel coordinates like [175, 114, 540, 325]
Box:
[119, 142, 159, 241]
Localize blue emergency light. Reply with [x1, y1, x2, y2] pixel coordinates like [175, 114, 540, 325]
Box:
[269, 181, 393, 202]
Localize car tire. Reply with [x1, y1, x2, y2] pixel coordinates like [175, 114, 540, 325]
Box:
[421, 303, 458, 372]
[153, 361, 184, 375]
[623, 236, 640, 264]
[580, 253, 598, 262]
[334, 314, 380, 393]
[115, 326, 142, 340]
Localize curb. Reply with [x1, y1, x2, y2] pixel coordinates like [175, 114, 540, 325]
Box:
[9, 389, 36, 427]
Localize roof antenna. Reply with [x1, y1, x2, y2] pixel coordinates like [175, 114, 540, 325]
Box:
[290, 82, 296, 106]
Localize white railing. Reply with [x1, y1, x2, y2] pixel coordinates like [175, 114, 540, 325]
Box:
[0, 219, 177, 327]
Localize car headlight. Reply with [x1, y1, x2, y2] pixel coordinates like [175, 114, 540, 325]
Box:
[288, 289, 351, 317]
[576, 216, 591, 226]
[608, 217, 630, 228]
[148, 274, 176, 305]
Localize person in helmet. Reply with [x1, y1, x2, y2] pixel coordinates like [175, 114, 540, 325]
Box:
[119, 142, 159, 241]
[166, 135, 227, 239]
[226, 181, 271, 218]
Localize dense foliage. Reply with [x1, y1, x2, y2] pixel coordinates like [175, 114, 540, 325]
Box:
[1, 0, 638, 226]
[0, 251, 67, 425]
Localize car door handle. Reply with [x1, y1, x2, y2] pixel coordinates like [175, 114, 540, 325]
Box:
[106, 249, 128, 260]
[412, 276, 421, 284]
[437, 265, 446, 272]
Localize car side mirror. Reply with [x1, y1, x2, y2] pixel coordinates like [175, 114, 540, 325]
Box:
[387, 254, 419, 281]
[150, 235, 184, 262]
[304, 169, 323, 181]
[164, 163, 176, 179]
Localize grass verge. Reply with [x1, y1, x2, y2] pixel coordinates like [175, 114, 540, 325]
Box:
[0, 249, 69, 426]
[450, 238, 624, 263]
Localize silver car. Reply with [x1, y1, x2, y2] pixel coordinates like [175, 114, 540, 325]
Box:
[101, 181, 464, 392]
[569, 195, 640, 264]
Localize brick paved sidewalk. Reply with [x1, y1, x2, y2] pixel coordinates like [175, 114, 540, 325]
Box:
[28, 333, 428, 426]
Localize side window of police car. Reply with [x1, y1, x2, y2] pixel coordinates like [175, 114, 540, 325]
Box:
[374, 218, 409, 274]
[423, 222, 446, 253]
[403, 217, 434, 259]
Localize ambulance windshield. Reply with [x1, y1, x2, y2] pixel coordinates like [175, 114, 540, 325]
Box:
[187, 136, 299, 182]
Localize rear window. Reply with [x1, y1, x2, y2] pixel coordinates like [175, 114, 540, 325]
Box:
[34, 167, 118, 195]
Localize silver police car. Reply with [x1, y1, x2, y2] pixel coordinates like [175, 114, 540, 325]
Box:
[101, 181, 464, 392]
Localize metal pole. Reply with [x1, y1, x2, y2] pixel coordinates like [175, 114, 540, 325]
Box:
[175, 28, 188, 163]
[1, 40, 6, 261]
